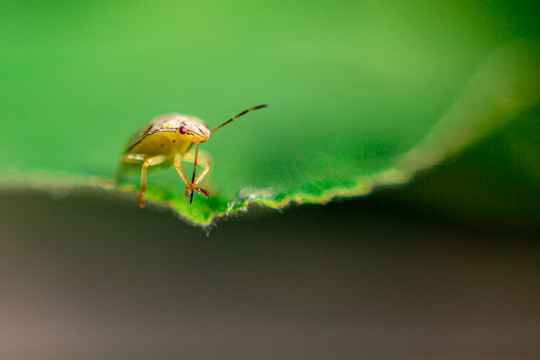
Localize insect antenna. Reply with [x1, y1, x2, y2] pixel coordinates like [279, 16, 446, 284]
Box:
[211, 104, 268, 134]
[190, 143, 199, 204]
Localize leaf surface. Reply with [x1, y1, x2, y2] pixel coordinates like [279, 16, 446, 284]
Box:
[0, 1, 538, 226]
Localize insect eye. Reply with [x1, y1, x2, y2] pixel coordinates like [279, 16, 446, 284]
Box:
[179, 125, 187, 135]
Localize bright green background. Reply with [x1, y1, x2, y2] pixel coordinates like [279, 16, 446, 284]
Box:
[0, 1, 538, 226]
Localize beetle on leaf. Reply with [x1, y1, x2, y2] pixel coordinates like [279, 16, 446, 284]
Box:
[118, 104, 268, 207]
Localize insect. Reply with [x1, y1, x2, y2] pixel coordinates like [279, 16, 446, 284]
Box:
[119, 104, 268, 208]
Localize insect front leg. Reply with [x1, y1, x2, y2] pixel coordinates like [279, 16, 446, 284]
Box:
[120, 153, 146, 163]
[137, 155, 167, 208]
[174, 151, 212, 200]
[173, 153, 191, 191]
[116, 153, 146, 183]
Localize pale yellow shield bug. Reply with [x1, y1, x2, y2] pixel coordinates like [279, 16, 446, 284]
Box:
[118, 104, 268, 207]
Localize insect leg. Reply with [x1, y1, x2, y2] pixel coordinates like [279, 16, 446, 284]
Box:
[173, 153, 192, 190]
[120, 153, 146, 163]
[115, 153, 147, 183]
[175, 150, 212, 200]
[138, 155, 167, 208]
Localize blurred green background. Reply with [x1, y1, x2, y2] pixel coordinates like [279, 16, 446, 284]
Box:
[1, 0, 538, 225]
[0, 1, 539, 358]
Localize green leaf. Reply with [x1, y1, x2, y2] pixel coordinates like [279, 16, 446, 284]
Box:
[1, 1, 539, 226]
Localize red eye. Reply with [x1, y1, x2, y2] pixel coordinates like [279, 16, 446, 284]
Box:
[179, 125, 187, 134]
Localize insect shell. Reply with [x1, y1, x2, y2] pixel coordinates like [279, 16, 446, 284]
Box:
[119, 104, 268, 208]
[125, 114, 212, 159]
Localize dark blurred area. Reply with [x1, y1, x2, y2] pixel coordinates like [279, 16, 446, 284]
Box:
[1, 191, 538, 359]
